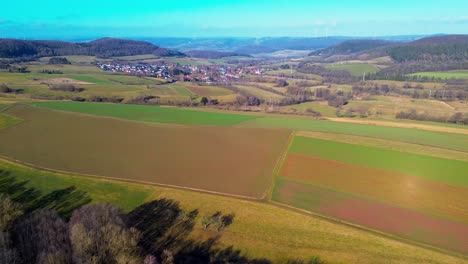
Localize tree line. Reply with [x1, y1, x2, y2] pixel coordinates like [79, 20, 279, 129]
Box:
[0, 38, 184, 59]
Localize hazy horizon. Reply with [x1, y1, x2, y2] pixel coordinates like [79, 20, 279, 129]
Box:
[2, 0, 468, 39]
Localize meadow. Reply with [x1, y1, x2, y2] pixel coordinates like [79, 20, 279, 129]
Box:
[264, 69, 322, 80]
[408, 70, 468, 79]
[324, 63, 379, 76]
[296, 131, 468, 161]
[33, 101, 259, 126]
[0, 105, 290, 198]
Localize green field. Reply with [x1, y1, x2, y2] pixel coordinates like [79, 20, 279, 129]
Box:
[290, 136, 468, 186]
[0, 159, 153, 211]
[240, 116, 468, 152]
[0, 113, 21, 129]
[325, 63, 379, 76]
[408, 70, 468, 79]
[264, 69, 322, 80]
[32, 101, 260, 126]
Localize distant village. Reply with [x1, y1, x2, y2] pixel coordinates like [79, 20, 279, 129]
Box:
[96, 62, 266, 83]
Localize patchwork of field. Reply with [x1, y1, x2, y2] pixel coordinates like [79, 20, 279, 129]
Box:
[324, 63, 379, 76]
[274, 179, 468, 254]
[273, 136, 468, 254]
[344, 95, 459, 119]
[296, 131, 468, 161]
[0, 105, 290, 198]
[239, 116, 468, 152]
[0, 65, 243, 102]
[408, 70, 468, 79]
[281, 101, 337, 117]
[1, 159, 463, 264]
[33, 101, 259, 126]
[264, 69, 322, 80]
[290, 137, 467, 186]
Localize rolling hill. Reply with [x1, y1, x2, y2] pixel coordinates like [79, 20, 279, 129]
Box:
[309, 39, 396, 57]
[0, 37, 185, 59]
[185, 50, 251, 59]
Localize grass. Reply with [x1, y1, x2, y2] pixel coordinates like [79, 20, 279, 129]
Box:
[343, 95, 457, 119]
[408, 70, 468, 79]
[283, 102, 337, 117]
[264, 69, 322, 80]
[112, 54, 159, 60]
[235, 85, 285, 100]
[296, 131, 468, 162]
[38, 56, 106, 64]
[32, 101, 260, 126]
[0, 159, 152, 211]
[289, 136, 468, 187]
[239, 116, 468, 152]
[325, 63, 379, 76]
[0, 158, 464, 264]
[0, 113, 21, 129]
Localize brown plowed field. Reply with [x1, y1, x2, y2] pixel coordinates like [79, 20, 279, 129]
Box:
[0, 105, 291, 198]
[274, 179, 468, 254]
[281, 153, 468, 223]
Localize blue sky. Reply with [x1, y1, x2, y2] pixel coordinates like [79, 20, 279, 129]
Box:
[1, 0, 468, 39]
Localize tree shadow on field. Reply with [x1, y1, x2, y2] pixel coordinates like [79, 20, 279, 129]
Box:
[128, 199, 273, 264]
[175, 236, 272, 264]
[26, 186, 91, 219]
[0, 169, 91, 219]
[127, 198, 198, 256]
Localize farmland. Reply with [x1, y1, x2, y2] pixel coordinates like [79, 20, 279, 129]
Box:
[273, 135, 468, 254]
[324, 63, 379, 76]
[239, 116, 468, 152]
[408, 70, 468, 79]
[32, 101, 259, 126]
[289, 137, 468, 186]
[0, 105, 290, 198]
[1, 34, 468, 263]
[0, 158, 465, 264]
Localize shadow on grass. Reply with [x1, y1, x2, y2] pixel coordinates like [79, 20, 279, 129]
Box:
[0, 169, 91, 219]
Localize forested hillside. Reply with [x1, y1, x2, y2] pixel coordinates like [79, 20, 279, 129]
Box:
[0, 38, 185, 58]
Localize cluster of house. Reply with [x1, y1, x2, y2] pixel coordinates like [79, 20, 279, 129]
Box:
[96, 62, 266, 83]
[97, 63, 172, 79]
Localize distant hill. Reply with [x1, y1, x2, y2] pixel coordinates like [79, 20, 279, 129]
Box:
[386, 35, 468, 62]
[186, 50, 251, 59]
[309, 35, 468, 64]
[145, 36, 425, 55]
[309, 40, 396, 57]
[234, 37, 349, 54]
[0, 37, 185, 59]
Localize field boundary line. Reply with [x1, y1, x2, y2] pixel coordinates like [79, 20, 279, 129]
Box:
[25, 103, 263, 129]
[295, 130, 468, 161]
[0, 102, 31, 113]
[327, 117, 468, 135]
[2, 155, 467, 260]
[269, 201, 468, 260]
[0, 155, 263, 202]
[261, 130, 295, 201]
[294, 130, 468, 154]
